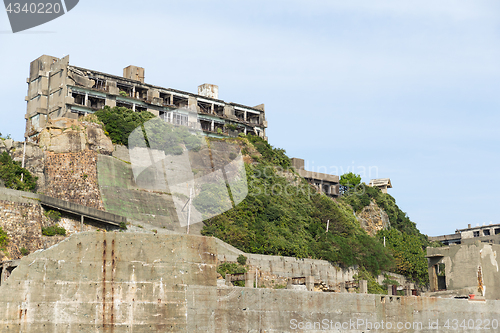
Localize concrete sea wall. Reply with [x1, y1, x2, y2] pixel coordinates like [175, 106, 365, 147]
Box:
[1, 232, 498, 332]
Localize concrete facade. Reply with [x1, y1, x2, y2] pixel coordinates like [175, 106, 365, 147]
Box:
[430, 223, 500, 246]
[427, 243, 500, 300]
[290, 158, 340, 197]
[1, 232, 500, 332]
[25, 55, 267, 140]
[368, 178, 392, 193]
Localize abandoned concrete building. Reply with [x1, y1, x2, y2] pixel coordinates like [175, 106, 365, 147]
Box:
[429, 223, 500, 246]
[291, 158, 340, 198]
[24, 55, 267, 140]
[426, 242, 500, 300]
[368, 178, 392, 193]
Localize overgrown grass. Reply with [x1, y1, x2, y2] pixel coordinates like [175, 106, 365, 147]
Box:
[0, 227, 9, 255]
[217, 262, 247, 287]
[0, 152, 37, 192]
[42, 225, 66, 236]
[202, 137, 394, 276]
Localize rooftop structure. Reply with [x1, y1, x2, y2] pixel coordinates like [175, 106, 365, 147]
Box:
[291, 158, 339, 198]
[25, 55, 267, 140]
[368, 178, 392, 193]
[429, 223, 500, 246]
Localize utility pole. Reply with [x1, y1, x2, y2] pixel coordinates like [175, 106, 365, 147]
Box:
[187, 187, 193, 234]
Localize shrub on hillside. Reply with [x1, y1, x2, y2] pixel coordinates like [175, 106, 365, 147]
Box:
[42, 225, 66, 236]
[0, 152, 37, 192]
[94, 106, 156, 146]
[0, 227, 9, 254]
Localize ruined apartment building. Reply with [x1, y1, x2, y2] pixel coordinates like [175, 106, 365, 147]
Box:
[24, 55, 267, 140]
[291, 158, 340, 198]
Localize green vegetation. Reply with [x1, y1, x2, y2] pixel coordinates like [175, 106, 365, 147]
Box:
[0, 152, 37, 192]
[246, 135, 291, 169]
[339, 182, 430, 284]
[354, 267, 386, 294]
[42, 225, 66, 236]
[119, 91, 128, 97]
[339, 172, 362, 194]
[94, 106, 156, 146]
[217, 262, 247, 286]
[44, 210, 61, 222]
[225, 124, 238, 131]
[237, 254, 247, 266]
[0, 227, 9, 255]
[20, 247, 29, 256]
[119, 221, 127, 230]
[131, 117, 203, 155]
[96, 106, 203, 156]
[202, 136, 394, 276]
[377, 228, 428, 284]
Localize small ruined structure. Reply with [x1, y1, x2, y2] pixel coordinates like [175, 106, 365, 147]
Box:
[290, 158, 340, 198]
[368, 178, 392, 193]
[25, 55, 267, 141]
[427, 242, 500, 300]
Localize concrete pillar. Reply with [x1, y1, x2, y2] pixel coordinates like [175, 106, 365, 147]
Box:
[339, 282, 345, 293]
[429, 265, 438, 292]
[132, 104, 136, 112]
[211, 103, 214, 114]
[188, 96, 198, 112]
[211, 120, 214, 132]
[84, 93, 88, 107]
[224, 105, 234, 118]
[245, 270, 255, 288]
[287, 278, 293, 289]
[225, 274, 232, 286]
[306, 276, 314, 292]
[388, 285, 393, 295]
[0, 263, 6, 286]
[244, 111, 247, 122]
[404, 285, 411, 296]
[359, 280, 368, 294]
[105, 96, 116, 107]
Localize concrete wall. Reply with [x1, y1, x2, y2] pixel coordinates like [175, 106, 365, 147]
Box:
[1, 232, 500, 332]
[427, 243, 500, 299]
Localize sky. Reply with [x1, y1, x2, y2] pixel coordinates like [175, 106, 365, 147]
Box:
[0, 0, 499, 237]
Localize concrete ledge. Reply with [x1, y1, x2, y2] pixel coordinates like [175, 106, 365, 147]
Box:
[39, 194, 126, 226]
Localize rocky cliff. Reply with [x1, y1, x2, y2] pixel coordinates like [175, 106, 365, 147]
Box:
[356, 200, 390, 236]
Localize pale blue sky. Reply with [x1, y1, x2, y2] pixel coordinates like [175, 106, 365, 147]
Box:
[1, 0, 499, 236]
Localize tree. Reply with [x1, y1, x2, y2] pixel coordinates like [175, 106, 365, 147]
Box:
[339, 172, 361, 194]
[0, 152, 37, 192]
[377, 228, 428, 285]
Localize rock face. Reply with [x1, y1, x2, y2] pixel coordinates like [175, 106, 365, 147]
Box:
[39, 118, 113, 155]
[0, 118, 112, 209]
[356, 200, 390, 236]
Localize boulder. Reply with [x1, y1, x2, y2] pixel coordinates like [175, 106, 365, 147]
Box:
[4, 139, 13, 151]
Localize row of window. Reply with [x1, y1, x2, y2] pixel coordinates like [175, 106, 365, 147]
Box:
[473, 228, 500, 237]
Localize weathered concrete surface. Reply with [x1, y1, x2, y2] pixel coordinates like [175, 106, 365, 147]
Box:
[0, 233, 217, 332]
[2, 232, 500, 332]
[427, 243, 500, 300]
